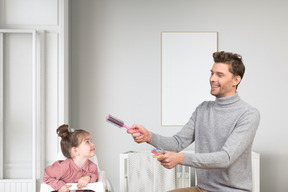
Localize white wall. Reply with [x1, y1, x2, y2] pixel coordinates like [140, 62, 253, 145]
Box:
[70, 1, 288, 192]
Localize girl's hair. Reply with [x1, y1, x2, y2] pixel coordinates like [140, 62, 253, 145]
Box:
[56, 124, 90, 158]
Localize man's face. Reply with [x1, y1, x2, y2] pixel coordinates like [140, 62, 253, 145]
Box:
[209, 63, 240, 98]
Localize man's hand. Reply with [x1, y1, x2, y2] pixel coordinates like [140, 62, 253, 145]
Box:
[157, 151, 184, 169]
[127, 124, 152, 143]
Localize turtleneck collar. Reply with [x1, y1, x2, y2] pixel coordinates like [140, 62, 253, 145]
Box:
[215, 92, 240, 106]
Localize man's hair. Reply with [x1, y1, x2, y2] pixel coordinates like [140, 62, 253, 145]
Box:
[213, 51, 245, 80]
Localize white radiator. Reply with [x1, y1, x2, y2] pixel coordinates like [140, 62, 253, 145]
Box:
[120, 151, 193, 192]
[0, 179, 35, 192]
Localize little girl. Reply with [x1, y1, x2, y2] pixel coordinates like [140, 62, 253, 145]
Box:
[43, 124, 98, 192]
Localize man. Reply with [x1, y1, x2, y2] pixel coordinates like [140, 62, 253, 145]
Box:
[128, 51, 260, 192]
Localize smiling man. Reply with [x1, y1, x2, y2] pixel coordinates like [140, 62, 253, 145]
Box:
[128, 51, 260, 192]
[210, 52, 243, 98]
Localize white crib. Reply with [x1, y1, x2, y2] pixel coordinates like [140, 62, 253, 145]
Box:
[120, 151, 192, 192]
[120, 151, 260, 192]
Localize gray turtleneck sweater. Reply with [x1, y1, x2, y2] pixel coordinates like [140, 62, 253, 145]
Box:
[150, 93, 260, 192]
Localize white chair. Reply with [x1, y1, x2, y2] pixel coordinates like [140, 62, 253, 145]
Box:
[40, 152, 113, 192]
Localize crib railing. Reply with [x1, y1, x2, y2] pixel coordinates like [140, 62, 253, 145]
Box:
[120, 151, 260, 192]
[120, 151, 193, 192]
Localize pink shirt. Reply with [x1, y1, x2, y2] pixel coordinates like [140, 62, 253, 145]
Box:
[43, 158, 98, 190]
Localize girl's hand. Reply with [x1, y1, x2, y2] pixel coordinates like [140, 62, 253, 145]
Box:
[75, 175, 91, 189]
[58, 184, 72, 192]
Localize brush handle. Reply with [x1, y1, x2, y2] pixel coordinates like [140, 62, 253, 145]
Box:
[123, 124, 142, 135]
[123, 124, 133, 131]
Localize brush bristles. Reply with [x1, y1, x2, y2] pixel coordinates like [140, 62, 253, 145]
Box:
[106, 115, 124, 127]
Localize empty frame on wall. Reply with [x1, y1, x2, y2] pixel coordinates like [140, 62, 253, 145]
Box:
[161, 32, 218, 126]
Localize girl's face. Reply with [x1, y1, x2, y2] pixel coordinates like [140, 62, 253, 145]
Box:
[76, 134, 95, 159]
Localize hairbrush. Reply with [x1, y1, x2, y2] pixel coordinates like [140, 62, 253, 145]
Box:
[106, 114, 141, 134]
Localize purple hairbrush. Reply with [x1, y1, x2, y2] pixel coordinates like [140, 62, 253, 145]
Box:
[106, 114, 142, 134]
